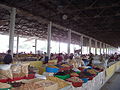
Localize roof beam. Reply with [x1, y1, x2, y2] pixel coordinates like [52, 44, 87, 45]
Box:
[80, 3, 120, 11]
[0, 3, 114, 47]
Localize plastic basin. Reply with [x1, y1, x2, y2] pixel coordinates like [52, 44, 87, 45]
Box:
[81, 78, 88, 83]
[55, 74, 70, 80]
[72, 82, 83, 87]
[46, 67, 59, 73]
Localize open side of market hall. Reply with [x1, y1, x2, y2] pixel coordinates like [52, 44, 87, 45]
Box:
[0, 0, 120, 90]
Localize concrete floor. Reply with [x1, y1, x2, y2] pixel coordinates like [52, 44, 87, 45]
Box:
[100, 70, 120, 90]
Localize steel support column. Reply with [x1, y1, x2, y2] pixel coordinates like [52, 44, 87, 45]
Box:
[100, 42, 102, 54]
[16, 35, 19, 54]
[35, 39, 37, 54]
[59, 41, 60, 53]
[68, 29, 71, 55]
[106, 44, 108, 54]
[47, 21, 52, 59]
[103, 43, 105, 54]
[80, 35, 83, 54]
[9, 8, 16, 56]
[89, 38, 92, 53]
[95, 40, 97, 54]
[108, 45, 109, 54]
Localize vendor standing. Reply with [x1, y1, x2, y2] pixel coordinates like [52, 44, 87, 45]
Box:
[3, 50, 13, 64]
[57, 53, 63, 64]
[88, 53, 94, 65]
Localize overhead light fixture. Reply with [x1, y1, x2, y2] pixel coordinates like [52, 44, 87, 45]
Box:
[62, 14, 67, 20]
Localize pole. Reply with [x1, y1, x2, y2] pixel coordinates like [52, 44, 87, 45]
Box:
[47, 21, 52, 59]
[106, 44, 108, 54]
[100, 42, 102, 54]
[80, 35, 83, 54]
[16, 35, 19, 54]
[35, 39, 37, 54]
[108, 45, 109, 55]
[59, 41, 60, 53]
[67, 29, 71, 55]
[89, 38, 92, 53]
[95, 40, 97, 54]
[103, 43, 105, 54]
[9, 8, 16, 56]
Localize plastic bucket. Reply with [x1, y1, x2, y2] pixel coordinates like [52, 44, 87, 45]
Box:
[46, 67, 59, 73]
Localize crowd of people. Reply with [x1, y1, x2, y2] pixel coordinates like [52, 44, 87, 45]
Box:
[38, 52, 120, 67]
[0, 50, 120, 67]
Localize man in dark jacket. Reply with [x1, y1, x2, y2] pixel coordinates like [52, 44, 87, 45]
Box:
[3, 50, 13, 64]
[88, 53, 94, 65]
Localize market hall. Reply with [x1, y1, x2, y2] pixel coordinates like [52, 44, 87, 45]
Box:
[0, 0, 120, 90]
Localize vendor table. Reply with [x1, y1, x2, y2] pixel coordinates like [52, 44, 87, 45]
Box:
[72, 71, 105, 90]
[64, 61, 120, 90]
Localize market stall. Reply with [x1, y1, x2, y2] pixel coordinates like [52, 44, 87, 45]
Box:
[0, 60, 120, 90]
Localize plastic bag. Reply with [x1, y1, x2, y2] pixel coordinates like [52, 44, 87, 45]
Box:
[0, 64, 12, 70]
[35, 74, 46, 80]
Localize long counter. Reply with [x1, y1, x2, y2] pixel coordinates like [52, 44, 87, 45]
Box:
[62, 61, 120, 90]
[1, 60, 119, 90]
[30, 60, 120, 90]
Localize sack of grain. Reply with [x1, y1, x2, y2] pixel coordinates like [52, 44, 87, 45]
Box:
[0, 69, 13, 79]
[11, 64, 24, 78]
[11, 82, 44, 90]
[21, 63, 29, 77]
[35, 80, 58, 90]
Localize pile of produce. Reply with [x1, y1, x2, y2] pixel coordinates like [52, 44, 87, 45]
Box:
[64, 70, 75, 74]
[0, 82, 11, 89]
[35, 80, 58, 90]
[0, 63, 29, 82]
[11, 79, 58, 90]
[61, 64, 70, 67]
[92, 65, 104, 71]
[54, 72, 70, 80]
[66, 77, 83, 82]
[86, 69, 99, 75]
[11, 82, 43, 90]
[66, 77, 83, 87]
[19, 78, 43, 83]
[50, 64, 73, 71]
[70, 72, 79, 77]
[47, 76, 69, 89]
[55, 72, 66, 76]
[47, 65, 58, 68]
[35, 80, 55, 87]
[0, 60, 105, 89]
